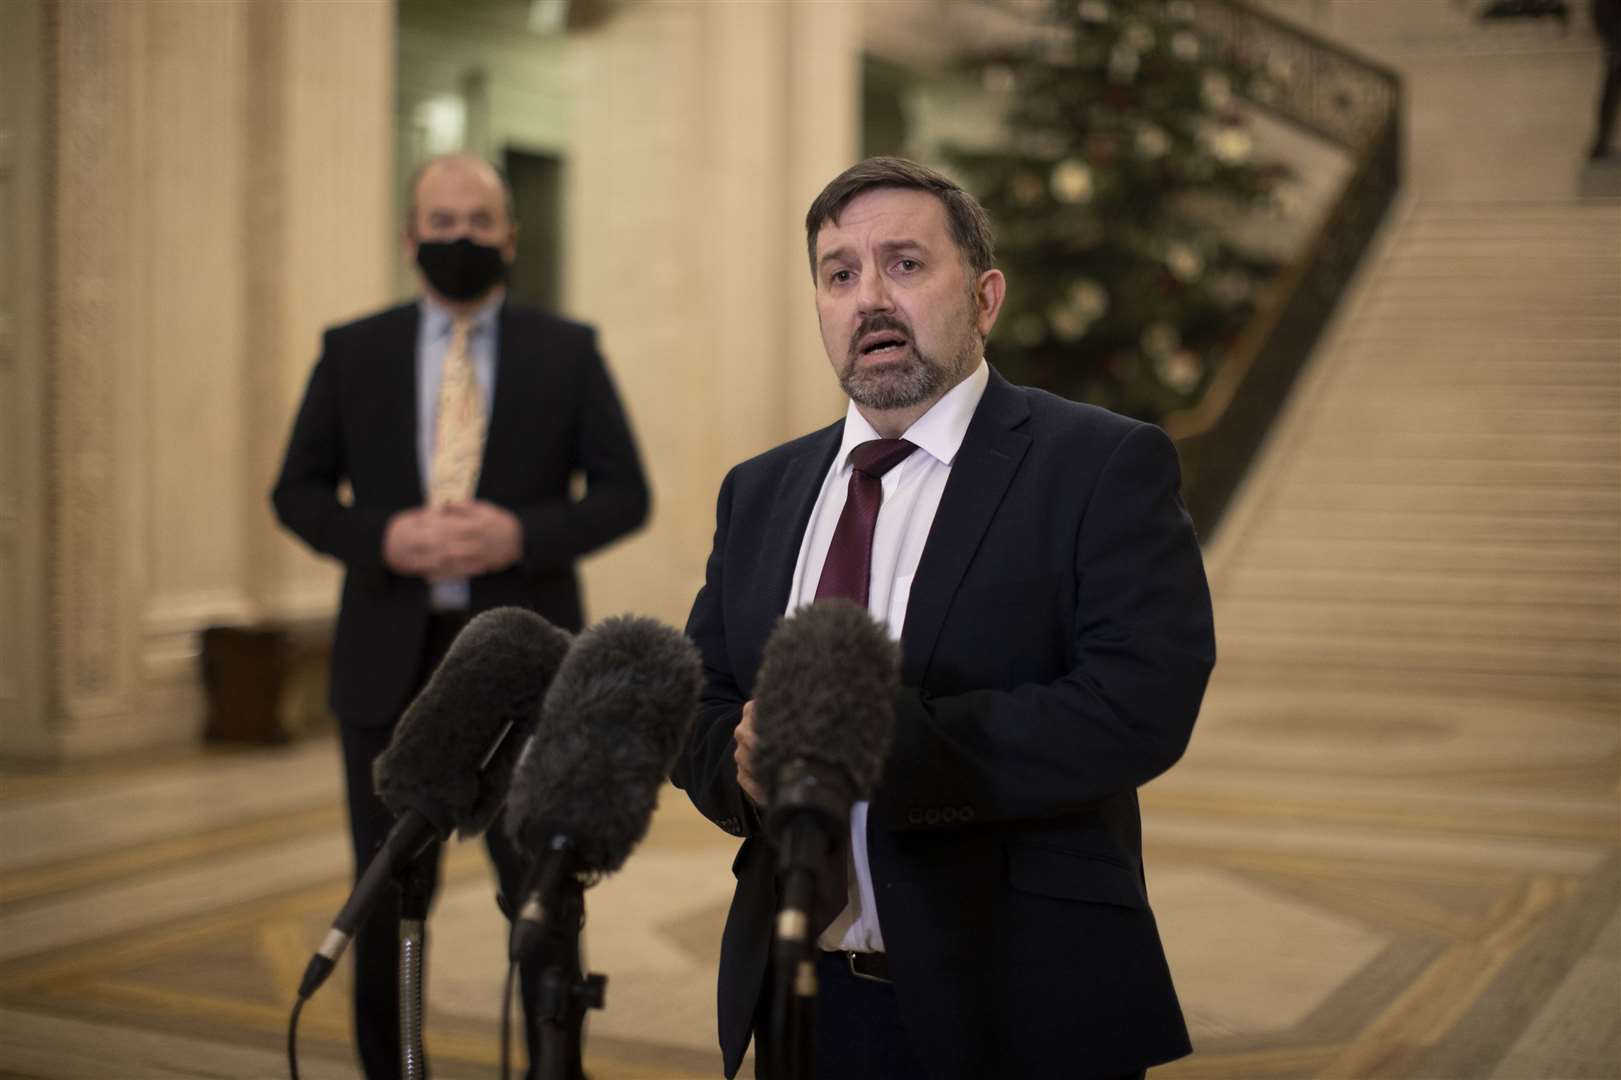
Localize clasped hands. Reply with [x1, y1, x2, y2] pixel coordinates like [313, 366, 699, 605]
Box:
[383, 500, 522, 582]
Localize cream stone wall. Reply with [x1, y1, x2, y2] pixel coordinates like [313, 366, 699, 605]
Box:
[0, 0, 52, 759]
[567, 0, 856, 626]
[3, 0, 394, 760]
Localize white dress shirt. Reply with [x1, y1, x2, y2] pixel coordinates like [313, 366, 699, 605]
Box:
[785, 358, 990, 953]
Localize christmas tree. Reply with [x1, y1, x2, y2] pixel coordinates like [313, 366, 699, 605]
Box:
[946, 0, 1292, 422]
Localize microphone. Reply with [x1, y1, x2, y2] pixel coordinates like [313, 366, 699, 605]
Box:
[297, 607, 572, 1000]
[504, 615, 702, 958]
[752, 599, 898, 947]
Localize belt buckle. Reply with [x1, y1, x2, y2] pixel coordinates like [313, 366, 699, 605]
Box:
[846, 951, 890, 984]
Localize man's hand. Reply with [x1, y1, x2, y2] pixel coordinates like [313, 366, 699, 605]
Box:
[382, 501, 523, 580]
[733, 699, 766, 806]
[382, 507, 454, 577]
[434, 500, 524, 580]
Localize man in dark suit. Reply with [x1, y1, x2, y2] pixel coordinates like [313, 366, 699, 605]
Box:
[272, 153, 648, 1079]
[673, 157, 1214, 1080]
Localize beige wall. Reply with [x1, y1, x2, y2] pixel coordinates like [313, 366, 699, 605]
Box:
[566, 0, 856, 624]
[5, 0, 863, 760]
[0, 0, 52, 758]
[2, 0, 394, 760]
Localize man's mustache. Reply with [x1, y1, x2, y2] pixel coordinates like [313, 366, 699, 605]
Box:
[846, 313, 914, 364]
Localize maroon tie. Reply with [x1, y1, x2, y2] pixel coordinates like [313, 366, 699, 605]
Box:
[815, 439, 919, 606]
[807, 437, 916, 937]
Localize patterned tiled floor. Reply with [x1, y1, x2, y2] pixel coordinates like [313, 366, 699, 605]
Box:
[3, 2, 1618, 1078]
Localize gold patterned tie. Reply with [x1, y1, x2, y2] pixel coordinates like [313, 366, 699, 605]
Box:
[428, 316, 486, 504]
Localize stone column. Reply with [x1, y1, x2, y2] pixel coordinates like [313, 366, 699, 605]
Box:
[0, 0, 53, 758]
[2, 0, 394, 760]
[567, 0, 858, 626]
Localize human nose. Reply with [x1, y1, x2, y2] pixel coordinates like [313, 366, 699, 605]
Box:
[855, 266, 893, 313]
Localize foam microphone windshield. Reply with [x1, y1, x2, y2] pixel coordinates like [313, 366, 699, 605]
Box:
[505, 615, 702, 877]
[752, 598, 899, 813]
[374, 606, 574, 838]
[298, 606, 571, 1002]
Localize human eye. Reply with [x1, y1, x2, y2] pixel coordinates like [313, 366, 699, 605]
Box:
[827, 268, 854, 286]
[894, 257, 921, 273]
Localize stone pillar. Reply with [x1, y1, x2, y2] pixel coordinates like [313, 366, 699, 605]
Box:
[0, 0, 53, 758]
[1, 0, 394, 760]
[567, 0, 859, 626]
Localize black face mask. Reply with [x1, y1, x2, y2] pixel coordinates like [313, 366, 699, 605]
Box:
[415, 237, 507, 301]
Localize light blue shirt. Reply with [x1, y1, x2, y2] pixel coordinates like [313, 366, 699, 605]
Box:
[417, 292, 502, 611]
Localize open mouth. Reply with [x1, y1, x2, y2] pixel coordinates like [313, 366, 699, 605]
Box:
[857, 333, 910, 359]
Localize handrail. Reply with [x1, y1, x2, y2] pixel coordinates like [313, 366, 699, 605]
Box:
[1162, 0, 1404, 536]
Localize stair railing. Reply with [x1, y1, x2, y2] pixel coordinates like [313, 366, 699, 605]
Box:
[1164, 0, 1404, 536]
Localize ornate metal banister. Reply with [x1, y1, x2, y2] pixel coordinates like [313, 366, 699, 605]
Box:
[1163, 0, 1404, 536]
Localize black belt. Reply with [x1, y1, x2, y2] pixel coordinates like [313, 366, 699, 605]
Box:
[831, 950, 892, 983]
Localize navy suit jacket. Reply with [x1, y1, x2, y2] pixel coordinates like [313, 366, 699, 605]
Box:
[673, 369, 1214, 1079]
[272, 300, 649, 723]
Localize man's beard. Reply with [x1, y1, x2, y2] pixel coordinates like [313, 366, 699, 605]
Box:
[838, 308, 981, 412]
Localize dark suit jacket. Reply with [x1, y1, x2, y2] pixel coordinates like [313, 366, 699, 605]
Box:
[272, 300, 649, 723]
[673, 370, 1214, 1080]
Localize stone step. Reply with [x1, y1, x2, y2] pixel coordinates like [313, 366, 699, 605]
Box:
[1343, 316, 1621, 338]
[1409, 203, 1621, 222]
[1216, 597, 1620, 648]
[1221, 565, 1620, 610]
[1334, 370, 1621, 398]
[1249, 508, 1618, 545]
[1214, 634, 1619, 688]
[1280, 458, 1619, 490]
[1358, 292, 1621, 317]
[1364, 276, 1621, 300]
[1385, 237, 1621, 258]
[1373, 254, 1620, 279]
[1332, 361, 1621, 390]
[1399, 220, 1621, 243]
[1293, 431, 1617, 463]
[1209, 654, 1620, 709]
[1329, 351, 1621, 381]
[1333, 340, 1621, 365]
[1227, 538, 1619, 579]
[1273, 480, 1620, 519]
[1302, 403, 1618, 435]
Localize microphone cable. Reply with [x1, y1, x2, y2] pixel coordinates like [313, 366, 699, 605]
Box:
[286, 992, 307, 1080]
[500, 956, 520, 1080]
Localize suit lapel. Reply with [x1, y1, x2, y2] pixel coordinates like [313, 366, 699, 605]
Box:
[737, 423, 843, 680]
[764, 424, 843, 608]
[382, 304, 424, 500]
[900, 371, 1031, 685]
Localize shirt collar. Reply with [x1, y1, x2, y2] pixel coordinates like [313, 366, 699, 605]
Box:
[837, 359, 990, 469]
[420, 288, 505, 341]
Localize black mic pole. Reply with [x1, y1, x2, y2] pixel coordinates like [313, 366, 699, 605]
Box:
[513, 835, 603, 1080]
[768, 760, 849, 1080]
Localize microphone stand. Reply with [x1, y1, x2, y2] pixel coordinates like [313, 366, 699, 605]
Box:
[766, 761, 851, 1080]
[398, 852, 436, 1080]
[512, 836, 606, 1080]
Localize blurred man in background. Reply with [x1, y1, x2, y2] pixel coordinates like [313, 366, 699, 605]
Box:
[272, 153, 648, 1078]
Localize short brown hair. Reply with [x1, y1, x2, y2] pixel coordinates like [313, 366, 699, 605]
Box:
[804, 156, 995, 280]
